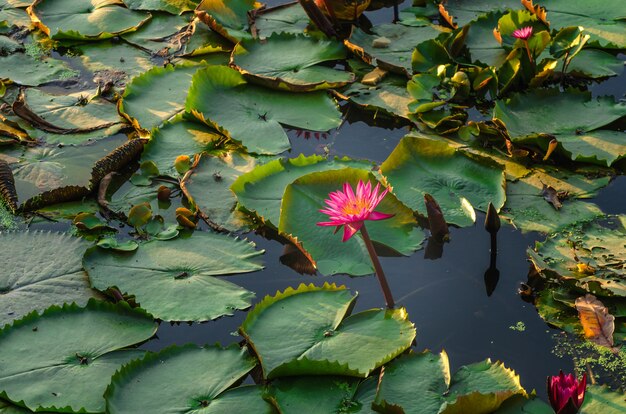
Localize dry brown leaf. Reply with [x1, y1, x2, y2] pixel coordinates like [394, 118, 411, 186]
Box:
[575, 294, 618, 352]
[493, 27, 502, 44]
[541, 184, 562, 210]
[521, 0, 550, 27]
[438, 3, 458, 29]
[362, 67, 388, 86]
[542, 138, 558, 161]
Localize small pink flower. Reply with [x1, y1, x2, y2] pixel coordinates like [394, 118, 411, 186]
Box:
[513, 26, 533, 40]
[547, 371, 587, 414]
[317, 180, 394, 242]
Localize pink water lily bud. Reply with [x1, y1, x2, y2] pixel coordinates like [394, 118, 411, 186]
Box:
[547, 371, 587, 414]
[317, 179, 394, 242]
[513, 26, 533, 40]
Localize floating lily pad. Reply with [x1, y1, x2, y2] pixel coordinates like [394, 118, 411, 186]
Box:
[253, 2, 309, 39]
[373, 351, 525, 414]
[0, 0, 31, 29]
[231, 154, 372, 228]
[184, 152, 257, 231]
[0, 231, 103, 327]
[119, 62, 205, 131]
[501, 169, 609, 234]
[280, 168, 424, 276]
[186, 65, 342, 155]
[380, 135, 506, 227]
[463, 11, 508, 67]
[105, 344, 271, 413]
[580, 385, 626, 414]
[552, 130, 626, 167]
[528, 215, 626, 296]
[240, 283, 416, 378]
[195, 0, 256, 42]
[346, 23, 449, 75]
[266, 376, 376, 414]
[107, 179, 180, 222]
[0, 52, 77, 86]
[231, 33, 354, 91]
[0, 300, 156, 412]
[493, 89, 626, 141]
[123, 0, 198, 14]
[120, 11, 191, 51]
[567, 49, 624, 79]
[84, 231, 264, 321]
[28, 0, 152, 40]
[140, 115, 226, 176]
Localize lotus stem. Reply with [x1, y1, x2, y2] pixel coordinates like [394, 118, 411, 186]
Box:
[360, 224, 395, 309]
[522, 40, 535, 71]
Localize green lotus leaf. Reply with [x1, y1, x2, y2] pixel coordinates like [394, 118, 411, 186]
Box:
[411, 39, 451, 73]
[84, 231, 264, 321]
[119, 62, 205, 131]
[195, 0, 257, 43]
[0, 52, 77, 86]
[231, 153, 373, 228]
[185, 65, 342, 155]
[463, 11, 508, 67]
[28, 0, 151, 40]
[347, 23, 449, 75]
[3, 135, 128, 210]
[336, 60, 412, 120]
[436, 0, 519, 27]
[140, 115, 226, 176]
[185, 152, 257, 231]
[0, 399, 56, 413]
[76, 40, 155, 85]
[121, 11, 191, 50]
[107, 179, 181, 223]
[0, 0, 31, 29]
[232, 33, 354, 91]
[0, 300, 156, 412]
[0, 231, 104, 327]
[528, 215, 626, 296]
[493, 395, 554, 413]
[380, 134, 506, 227]
[374, 351, 525, 414]
[500, 169, 609, 234]
[105, 344, 271, 413]
[542, 0, 626, 49]
[493, 89, 626, 140]
[253, 2, 309, 39]
[240, 283, 416, 378]
[279, 168, 424, 276]
[13, 88, 124, 145]
[567, 49, 624, 79]
[580, 385, 626, 414]
[124, 0, 198, 14]
[266, 376, 376, 414]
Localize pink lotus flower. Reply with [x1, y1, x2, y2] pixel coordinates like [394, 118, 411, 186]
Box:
[513, 26, 533, 40]
[547, 371, 587, 414]
[317, 180, 394, 242]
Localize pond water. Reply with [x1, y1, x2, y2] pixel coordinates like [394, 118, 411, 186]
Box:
[2, 0, 625, 410]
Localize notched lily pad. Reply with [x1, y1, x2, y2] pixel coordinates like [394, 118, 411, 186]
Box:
[240, 283, 416, 379]
[195, 0, 258, 43]
[0, 300, 156, 413]
[84, 230, 264, 321]
[231, 33, 355, 92]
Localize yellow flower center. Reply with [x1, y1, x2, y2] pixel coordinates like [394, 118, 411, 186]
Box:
[341, 199, 368, 216]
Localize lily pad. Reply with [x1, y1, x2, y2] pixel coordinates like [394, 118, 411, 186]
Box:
[0, 0, 31, 29]
[84, 231, 264, 321]
[184, 152, 257, 231]
[107, 179, 180, 222]
[280, 168, 424, 276]
[266, 376, 375, 414]
[553, 130, 626, 167]
[528, 215, 626, 296]
[0, 52, 77, 86]
[28, 0, 152, 40]
[141, 114, 227, 176]
[119, 62, 205, 131]
[105, 344, 272, 413]
[493, 89, 626, 141]
[185, 65, 342, 155]
[346, 23, 449, 75]
[581, 385, 626, 414]
[240, 283, 416, 378]
[195, 0, 256, 43]
[231, 154, 372, 228]
[0, 300, 156, 412]
[0, 231, 103, 327]
[373, 350, 525, 414]
[123, 0, 198, 14]
[76, 40, 155, 85]
[231, 33, 354, 91]
[380, 134, 506, 227]
[253, 2, 309, 39]
[567, 49, 624, 79]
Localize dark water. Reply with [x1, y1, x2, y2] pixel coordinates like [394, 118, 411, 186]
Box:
[20, 0, 626, 402]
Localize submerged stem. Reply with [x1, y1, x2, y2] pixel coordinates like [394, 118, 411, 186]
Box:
[359, 224, 395, 309]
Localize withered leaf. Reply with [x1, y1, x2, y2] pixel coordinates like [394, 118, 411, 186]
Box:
[541, 184, 562, 210]
[575, 294, 618, 353]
